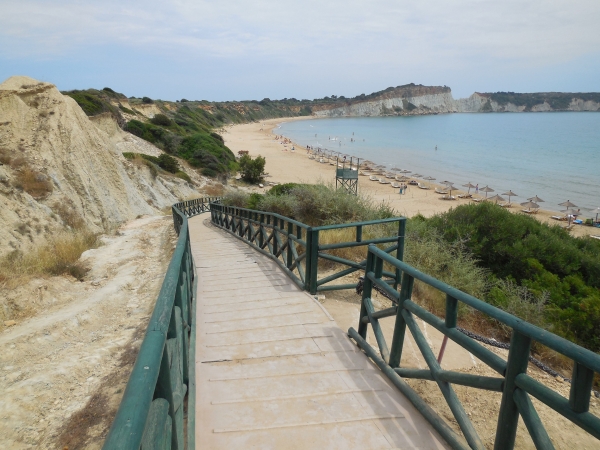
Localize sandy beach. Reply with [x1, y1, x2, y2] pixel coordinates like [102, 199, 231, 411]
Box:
[223, 118, 597, 238]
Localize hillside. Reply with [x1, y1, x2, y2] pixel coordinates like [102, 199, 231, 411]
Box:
[0, 76, 202, 258]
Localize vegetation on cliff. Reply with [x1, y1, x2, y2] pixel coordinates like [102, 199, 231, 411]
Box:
[419, 202, 600, 351]
[485, 92, 600, 110]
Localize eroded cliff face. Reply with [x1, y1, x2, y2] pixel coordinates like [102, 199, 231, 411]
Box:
[0, 76, 200, 257]
[313, 90, 600, 117]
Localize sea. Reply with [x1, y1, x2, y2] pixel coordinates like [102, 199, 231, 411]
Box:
[275, 113, 600, 214]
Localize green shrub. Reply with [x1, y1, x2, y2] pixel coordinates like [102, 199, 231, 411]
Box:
[248, 193, 263, 210]
[201, 167, 217, 177]
[66, 92, 107, 116]
[142, 96, 153, 104]
[423, 202, 600, 351]
[222, 191, 250, 207]
[238, 154, 266, 183]
[151, 114, 173, 126]
[157, 154, 179, 173]
[268, 183, 300, 196]
[175, 171, 191, 183]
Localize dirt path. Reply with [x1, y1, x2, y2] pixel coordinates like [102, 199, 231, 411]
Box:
[0, 215, 175, 449]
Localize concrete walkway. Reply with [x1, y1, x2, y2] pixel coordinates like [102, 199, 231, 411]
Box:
[189, 216, 449, 449]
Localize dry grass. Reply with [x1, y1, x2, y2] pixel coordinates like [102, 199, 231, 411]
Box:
[204, 182, 224, 196]
[0, 148, 11, 165]
[14, 168, 53, 198]
[53, 201, 85, 229]
[0, 230, 100, 286]
[317, 224, 397, 270]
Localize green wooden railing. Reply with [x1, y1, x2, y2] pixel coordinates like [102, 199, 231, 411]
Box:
[350, 244, 600, 450]
[209, 203, 405, 294]
[102, 198, 219, 450]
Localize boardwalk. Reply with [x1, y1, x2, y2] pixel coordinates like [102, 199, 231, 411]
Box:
[189, 216, 449, 449]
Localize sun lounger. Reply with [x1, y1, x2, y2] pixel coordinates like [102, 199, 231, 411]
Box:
[369, 175, 378, 181]
[499, 202, 511, 208]
[441, 195, 456, 200]
[379, 178, 391, 184]
[457, 194, 472, 199]
[417, 183, 430, 190]
[551, 215, 565, 221]
[408, 180, 418, 186]
[391, 182, 400, 188]
[591, 235, 600, 240]
[434, 188, 448, 194]
[522, 209, 539, 214]
[472, 198, 484, 203]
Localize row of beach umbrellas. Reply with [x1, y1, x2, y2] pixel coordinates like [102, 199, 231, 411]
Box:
[381, 168, 598, 223]
[354, 164, 598, 222]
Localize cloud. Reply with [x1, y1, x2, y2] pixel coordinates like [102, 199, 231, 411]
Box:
[1, 0, 599, 99]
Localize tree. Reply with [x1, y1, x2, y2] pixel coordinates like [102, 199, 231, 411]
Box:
[239, 154, 265, 183]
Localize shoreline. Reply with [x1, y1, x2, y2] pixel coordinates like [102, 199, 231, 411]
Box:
[222, 117, 597, 238]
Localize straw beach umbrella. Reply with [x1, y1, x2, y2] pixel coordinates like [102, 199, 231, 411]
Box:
[463, 182, 477, 194]
[423, 176, 435, 188]
[520, 201, 539, 212]
[488, 194, 506, 204]
[502, 190, 518, 204]
[559, 200, 578, 209]
[480, 185, 495, 198]
[528, 195, 545, 203]
[592, 207, 600, 224]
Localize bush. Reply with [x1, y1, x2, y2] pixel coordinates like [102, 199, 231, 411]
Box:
[175, 171, 191, 183]
[268, 183, 300, 196]
[14, 168, 53, 198]
[201, 167, 217, 177]
[157, 154, 179, 173]
[238, 154, 266, 183]
[0, 230, 99, 282]
[150, 114, 173, 127]
[142, 96, 153, 104]
[222, 191, 250, 207]
[423, 202, 600, 351]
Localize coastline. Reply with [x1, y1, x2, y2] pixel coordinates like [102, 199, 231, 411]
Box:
[222, 117, 597, 238]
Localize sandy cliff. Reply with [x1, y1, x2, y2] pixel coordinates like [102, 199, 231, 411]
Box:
[313, 88, 600, 117]
[0, 76, 199, 257]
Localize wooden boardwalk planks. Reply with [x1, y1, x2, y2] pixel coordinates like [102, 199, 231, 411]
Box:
[189, 216, 449, 449]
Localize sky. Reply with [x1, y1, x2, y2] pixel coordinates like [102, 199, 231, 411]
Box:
[1, 0, 600, 102]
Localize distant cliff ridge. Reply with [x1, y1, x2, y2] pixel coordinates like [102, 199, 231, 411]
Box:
[313, 86, 600, 117]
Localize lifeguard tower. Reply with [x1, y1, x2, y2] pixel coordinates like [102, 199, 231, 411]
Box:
[335, 155, 360, 195]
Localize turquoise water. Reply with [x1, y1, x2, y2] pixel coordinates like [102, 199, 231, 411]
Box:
[276, 113, 600, 213]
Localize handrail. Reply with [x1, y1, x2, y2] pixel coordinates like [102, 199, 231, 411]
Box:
[103, 197, 219, 450]
[209, 202, 406, 294]
[350, 244, 600, 450]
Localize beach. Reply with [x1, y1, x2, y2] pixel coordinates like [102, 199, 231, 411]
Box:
[223, 118, 597, 238]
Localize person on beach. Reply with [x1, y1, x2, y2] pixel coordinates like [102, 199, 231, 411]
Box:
[475, 184, 479, 194]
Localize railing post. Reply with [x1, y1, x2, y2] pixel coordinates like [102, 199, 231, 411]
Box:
[259, 213, 265, 248]
[273, 219, 279, 256]
[286, 221, 293, 269]
[389, 271, 413, 368]
[358, 248, 375, 339]
[304, 229, 312, 291]
[309, 229, 319, 295]
[494, 330, 532, 450]
[395, 218, 406, 290]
